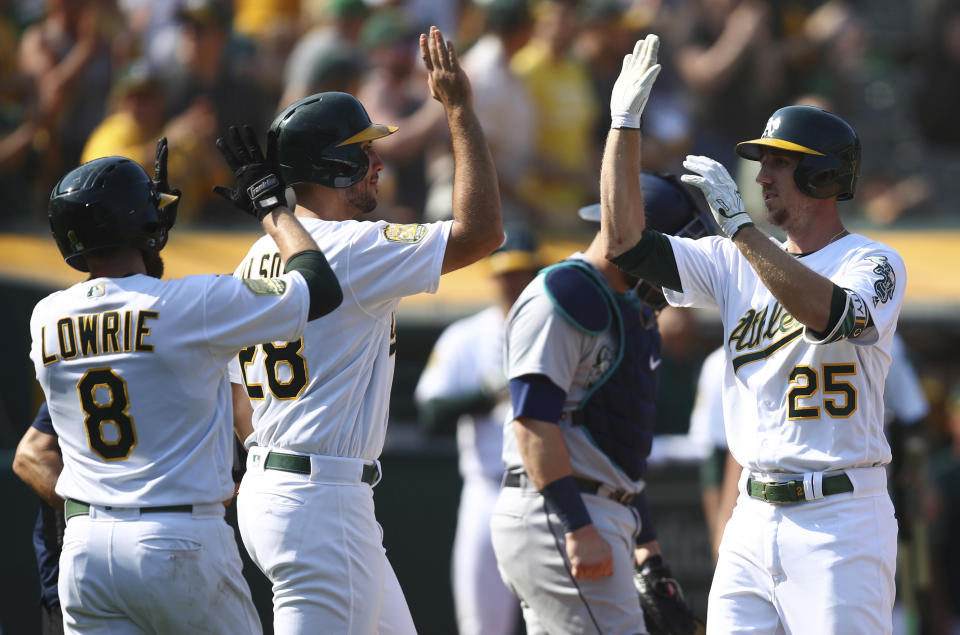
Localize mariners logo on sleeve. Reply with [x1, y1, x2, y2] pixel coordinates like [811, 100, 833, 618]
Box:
[866, 256, 895, 306]
[383, 223, 427, 243]
[242, 278, 287, 295]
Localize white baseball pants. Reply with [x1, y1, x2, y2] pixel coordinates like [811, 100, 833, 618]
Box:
[59, 504, 261, 634]
[708, 466, 897, 634]
[237, 449, 415, 635]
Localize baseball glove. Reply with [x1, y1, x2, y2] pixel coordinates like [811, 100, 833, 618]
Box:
[634, 555, 699, 635]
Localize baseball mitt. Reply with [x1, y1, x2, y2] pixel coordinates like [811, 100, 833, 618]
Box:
[634, 555, 699, 635]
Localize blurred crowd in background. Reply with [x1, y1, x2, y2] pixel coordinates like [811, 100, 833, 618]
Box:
[0, 0, 958, 236]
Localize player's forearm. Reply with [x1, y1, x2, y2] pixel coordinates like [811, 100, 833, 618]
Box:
[440, 105, 503, 274]
[601, 127, 646, 259]
[13, 436, 64, 508]
[514, 416, 575, 489]
[733, 226, 834, 331]
[262, 208, 318, 260]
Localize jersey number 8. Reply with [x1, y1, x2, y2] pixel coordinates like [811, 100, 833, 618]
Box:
[77, 367, 137, 461]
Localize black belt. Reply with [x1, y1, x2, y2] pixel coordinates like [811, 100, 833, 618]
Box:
[502, 471, 637, 505]
[263, 451, 380, 485]
[64, 499, 194, 522]
[746, 473, 854, 504]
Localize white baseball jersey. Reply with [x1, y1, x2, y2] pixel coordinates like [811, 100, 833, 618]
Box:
[30, 272, 309, 506]
[414, 305, 510, 481]
[688, 345, 729, 450]
[663, 232, 906, 474]
[231, 218, 452, 459]
[501, 254, 646, 494]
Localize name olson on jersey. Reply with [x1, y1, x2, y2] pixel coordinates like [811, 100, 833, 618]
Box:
[39, 310, 158, 365]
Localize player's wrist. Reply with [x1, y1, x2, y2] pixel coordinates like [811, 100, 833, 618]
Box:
[539, 475, 592, 533]
[611, 112, 641, 129]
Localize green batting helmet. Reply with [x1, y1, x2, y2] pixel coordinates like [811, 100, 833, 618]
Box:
[270, 92, 398, 189]
[736, 105, 861, 201]
[49, 157, 178, 272]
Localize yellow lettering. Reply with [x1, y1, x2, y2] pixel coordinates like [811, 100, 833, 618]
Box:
[40, 326, 57, 365]
[102, 312, 120, 354]
[78, 314, 99, 356]
[58, 317, 78, 359]
[123, 311, 132, 352]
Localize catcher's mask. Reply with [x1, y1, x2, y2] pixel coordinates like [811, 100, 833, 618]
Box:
[270, 91, 398, 189]
[577, 172, 717, 311]
[736, 105, 861, 201]
[49, 156, 178, 272]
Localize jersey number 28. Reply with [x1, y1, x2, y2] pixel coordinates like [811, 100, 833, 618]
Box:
[238, 339, 309, 400]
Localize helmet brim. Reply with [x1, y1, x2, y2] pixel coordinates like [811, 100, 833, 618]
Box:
[577, 203, 601, 223]
[337, 123, 399, 147]
[736, 138, 825, 161]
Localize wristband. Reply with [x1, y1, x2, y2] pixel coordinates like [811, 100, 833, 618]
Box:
[540, 475, 592, 533]
[611, 112, 641, 129]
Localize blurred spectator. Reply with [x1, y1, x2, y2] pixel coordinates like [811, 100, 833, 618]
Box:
[233, 0, 303, 109]
[510, 0, 599, 234]
[910, 0, 960, 221]
[158, 0, 271, 222]
[673, 0, 786, 169]
[17, 0, 118, 205]
[575, 1, 693, 175]
[357, 6, 445, 222]
[281, 0, 370, 106]
[927, 382, 960, 634]
[424, 0, 536, 224]
[80, 60, 165, 167]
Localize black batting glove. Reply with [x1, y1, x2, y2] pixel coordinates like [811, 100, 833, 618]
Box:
[152, 136, 181, 228]
[213, 126, 288, 221]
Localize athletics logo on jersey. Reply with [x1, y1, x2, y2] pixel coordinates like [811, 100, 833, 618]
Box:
[867, 256, 895, 306]
[86, 284, 106, 298]
[242, 278, 287, 296]
[383, 223, 427, 243]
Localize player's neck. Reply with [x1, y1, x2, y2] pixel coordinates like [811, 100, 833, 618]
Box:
[86, 249, 147, 278]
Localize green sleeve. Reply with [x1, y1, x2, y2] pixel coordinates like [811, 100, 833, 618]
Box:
[609, 230, 683, 292]
[418, 391, 498, 436]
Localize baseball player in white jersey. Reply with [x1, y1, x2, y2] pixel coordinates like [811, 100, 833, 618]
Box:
[229, 27, 503, 634]
[602, 34, 906, 634]
[29, 134, 342, 634]
[413, 227, 539, 635]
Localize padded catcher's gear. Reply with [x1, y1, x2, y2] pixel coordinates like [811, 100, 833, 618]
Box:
[49, 156, 178, 272]
[736, 105, 861, 201]
[270, 91, 397, 189]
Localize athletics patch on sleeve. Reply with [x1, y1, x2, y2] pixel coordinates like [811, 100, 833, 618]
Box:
[383, 223, 427, 243]
[242, 278, 287, 295]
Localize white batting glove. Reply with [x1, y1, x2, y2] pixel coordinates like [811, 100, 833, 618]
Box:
[610, 34, 662, 129]
[681, 155, 753, 237]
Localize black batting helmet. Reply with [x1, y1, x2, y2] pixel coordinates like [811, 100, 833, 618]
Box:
[736, 105, 861, 201]
[49, 157, 178, 272]
[270, 92, 397, 189]
[578, 172, 716, 311]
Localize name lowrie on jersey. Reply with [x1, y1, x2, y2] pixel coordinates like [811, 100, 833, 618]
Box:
[39, 309, 159, 365]
[728, 301, 803, 373]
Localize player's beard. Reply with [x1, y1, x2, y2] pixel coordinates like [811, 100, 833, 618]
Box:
[345, 183, 378, 215]
[143, 251, 164, 279]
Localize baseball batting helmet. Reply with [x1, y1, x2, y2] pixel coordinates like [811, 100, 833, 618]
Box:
[269, 91, 398, 189]
[489, 224, 540, 276]
[736, 105, 861, 200]
[578, 172, 716, 310]
[49, 157, 179, 272]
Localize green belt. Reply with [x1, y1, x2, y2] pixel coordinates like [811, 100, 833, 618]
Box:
[747, 473, 853, 504]
[64, 499, 194, 522]
[263, 451, 380, 485]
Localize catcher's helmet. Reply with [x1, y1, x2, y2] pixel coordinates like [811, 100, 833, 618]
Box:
[270, 92, 398, 189]
[578, 172, 716, 311]
[49, 157, 178, 272]
[736, 105, 861, 201]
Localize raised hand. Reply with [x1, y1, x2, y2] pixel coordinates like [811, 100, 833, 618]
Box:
[681, 155, 753, 238]
[213, 126, 288, 221]
[152, 137, 180, 228]
[419, 26, 472, 109]
[610, 34, 662, 129]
